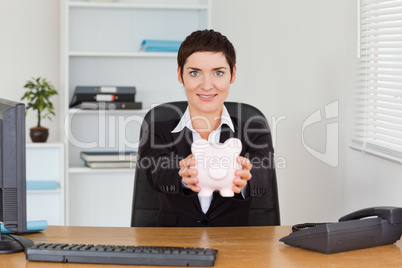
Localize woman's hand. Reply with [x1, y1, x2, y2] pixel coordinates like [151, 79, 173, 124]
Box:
[180, 154, 252, 194]
[178, 154, 200, 192]
[233, 156, 252, 194]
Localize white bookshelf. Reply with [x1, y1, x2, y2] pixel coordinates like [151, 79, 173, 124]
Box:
[26, 142, 65, 226]
[61, 0, 210, 227]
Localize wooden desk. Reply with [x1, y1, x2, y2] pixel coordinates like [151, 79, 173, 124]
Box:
[4, 225, 402, 267]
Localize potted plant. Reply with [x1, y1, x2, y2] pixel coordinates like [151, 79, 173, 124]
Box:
[21, 77, 58, 142]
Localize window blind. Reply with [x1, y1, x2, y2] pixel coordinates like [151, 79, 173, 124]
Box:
[351, 0, 402, 163]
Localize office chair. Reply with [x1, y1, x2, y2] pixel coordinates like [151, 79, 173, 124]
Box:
[131, 101, 280, 227]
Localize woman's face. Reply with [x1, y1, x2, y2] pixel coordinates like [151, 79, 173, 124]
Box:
[178, 51, 236, 117]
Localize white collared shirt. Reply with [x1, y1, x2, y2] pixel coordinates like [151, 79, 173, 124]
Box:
[172, 105, 236, 214]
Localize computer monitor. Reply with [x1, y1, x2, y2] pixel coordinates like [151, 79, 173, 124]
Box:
[0, 98, 33, 253]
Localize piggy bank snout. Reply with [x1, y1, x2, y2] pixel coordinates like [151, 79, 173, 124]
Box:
[208, 168, 228, 180]
[206, 155, 231, 180]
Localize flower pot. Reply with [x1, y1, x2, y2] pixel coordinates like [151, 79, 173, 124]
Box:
[30, 127, 49, 142]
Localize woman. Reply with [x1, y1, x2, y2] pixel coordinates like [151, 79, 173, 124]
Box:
[139, 29, 274, 227]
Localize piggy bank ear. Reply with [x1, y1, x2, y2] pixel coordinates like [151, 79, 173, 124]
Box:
[223, 138, 242, 153]
[191, 139, 209, 154]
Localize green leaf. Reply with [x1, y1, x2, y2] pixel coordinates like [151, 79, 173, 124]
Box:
[22, 76, 58, 126]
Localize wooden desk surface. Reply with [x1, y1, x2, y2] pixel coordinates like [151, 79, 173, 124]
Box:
[4, 225, 402, 267]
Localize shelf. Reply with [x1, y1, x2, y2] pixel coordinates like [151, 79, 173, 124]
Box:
[26, 142, 64, 148]
[69, 166, 136, 174]
[68, 108, 149, 115]
[69, 2, 209, 10]
[69, 51, 177, 58]
[27, 189, 62, 194]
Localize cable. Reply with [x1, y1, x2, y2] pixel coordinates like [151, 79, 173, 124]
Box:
[292, 222, 334, 232]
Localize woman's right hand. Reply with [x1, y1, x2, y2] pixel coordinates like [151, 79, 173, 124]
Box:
[178, 154, 200, 192]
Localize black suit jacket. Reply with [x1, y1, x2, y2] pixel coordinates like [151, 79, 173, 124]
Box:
[138, 115, 274, 227]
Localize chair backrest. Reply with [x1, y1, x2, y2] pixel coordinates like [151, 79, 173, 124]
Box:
[131, 101, 280, 227]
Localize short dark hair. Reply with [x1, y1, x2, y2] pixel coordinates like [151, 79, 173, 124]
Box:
[177, 29, 236, 80]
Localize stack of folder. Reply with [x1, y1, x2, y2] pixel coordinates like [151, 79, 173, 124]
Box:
[140, 40, 182, 52]
[80, 151, 137, 169]
[70, 86, 142, 110]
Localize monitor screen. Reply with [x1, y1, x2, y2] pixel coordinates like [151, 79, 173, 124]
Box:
[0, 98, 33, 253]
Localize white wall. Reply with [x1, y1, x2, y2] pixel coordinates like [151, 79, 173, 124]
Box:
[344, 150, 402, 213]
[0, 0, 60, 142]
[211, 0, 357, 224]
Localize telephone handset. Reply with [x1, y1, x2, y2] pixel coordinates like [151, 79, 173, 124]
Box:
[339, 206, 402, 223]
[280, 206, 402, 254]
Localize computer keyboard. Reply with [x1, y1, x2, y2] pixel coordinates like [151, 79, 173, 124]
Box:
[25, 242, 218, 267]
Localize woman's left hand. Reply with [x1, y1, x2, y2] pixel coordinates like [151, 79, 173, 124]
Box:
[233, 156, 252, 194]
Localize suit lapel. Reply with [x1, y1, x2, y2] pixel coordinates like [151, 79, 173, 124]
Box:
[171, 127, 204, 212]
[171, 127, 193, 158]
[219, 122, 236, 143]
[172, 117, 238, 154]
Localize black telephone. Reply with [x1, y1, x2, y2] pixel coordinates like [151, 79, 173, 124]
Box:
[280, 206, 402, 254]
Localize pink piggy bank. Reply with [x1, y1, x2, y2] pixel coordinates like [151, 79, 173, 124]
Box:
[191, 138, 242, 197]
